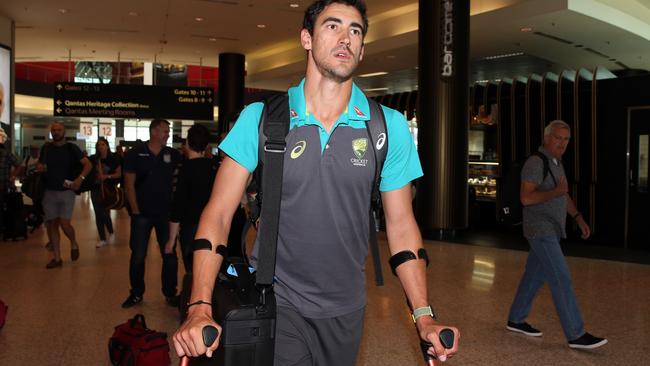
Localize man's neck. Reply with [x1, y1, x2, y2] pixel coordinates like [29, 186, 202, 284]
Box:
[188, 150, 203, 159]
[52, 139, 65, 147]
[147, 140, 163, 155]
[304, 72, 352, 131]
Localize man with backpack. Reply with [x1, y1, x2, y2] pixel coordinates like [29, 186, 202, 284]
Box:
[172, 1, 459, 365]
[506, 120, 607, 349]
[36, 121, 92, 268]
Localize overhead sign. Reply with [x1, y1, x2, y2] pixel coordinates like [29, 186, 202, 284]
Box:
[54, 83, 214, 120]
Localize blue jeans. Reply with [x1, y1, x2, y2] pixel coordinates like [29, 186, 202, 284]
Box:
[90, 188, 113, 241]
[508, 235, 585, 341]
[128, 214, 177, 298]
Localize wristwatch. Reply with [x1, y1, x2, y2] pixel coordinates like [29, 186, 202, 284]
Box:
[412, 305, 436, 323]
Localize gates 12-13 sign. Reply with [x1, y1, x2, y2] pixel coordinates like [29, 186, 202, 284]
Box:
[54, 83, 214, 120]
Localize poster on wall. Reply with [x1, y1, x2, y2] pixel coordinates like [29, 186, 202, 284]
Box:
[0, 44, 11, 126]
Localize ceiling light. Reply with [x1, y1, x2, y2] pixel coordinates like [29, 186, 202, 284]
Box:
[58, 8, 68, 14]
[358, 71, 388, 78]
[290, 3, 300, 7]
[257, 24, 266, 28]
[520, 27, 533, 32]
[483, 52, 524, 60]
[128, 11, 138, 16]
[364, 87, 389, 92]
[386, 55, 396, 59]
[195, 17, 205, 22]
[208, 37, 217, 42]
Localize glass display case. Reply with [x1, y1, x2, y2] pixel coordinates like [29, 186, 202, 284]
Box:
[468, 161, 498, 201]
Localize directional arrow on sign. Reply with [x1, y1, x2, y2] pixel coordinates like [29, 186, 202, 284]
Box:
[207, 90, 212, 95]
[56, 100, 62, 106]
[208, 97, 213, 103]
[56, 84, 63, 90]
[56, 108, 62, 113]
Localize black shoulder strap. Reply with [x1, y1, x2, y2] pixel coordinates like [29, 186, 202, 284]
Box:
[531, 151, 556, 185]
[365, 98, 388, 286]
[256, 94, 290, 287]
[365, 98, 388, 210]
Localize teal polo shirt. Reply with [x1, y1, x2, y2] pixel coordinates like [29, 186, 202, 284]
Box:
[219, 79, 422, 318]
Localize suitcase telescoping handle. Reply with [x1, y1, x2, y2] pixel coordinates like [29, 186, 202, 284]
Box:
[179, 326, 219, 366]
[420, 328, 455, 366]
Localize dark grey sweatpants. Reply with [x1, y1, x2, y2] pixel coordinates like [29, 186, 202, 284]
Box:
[274, 306, 365, 366]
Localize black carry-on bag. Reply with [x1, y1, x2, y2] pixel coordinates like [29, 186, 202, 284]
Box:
[182, 95, 288, 366]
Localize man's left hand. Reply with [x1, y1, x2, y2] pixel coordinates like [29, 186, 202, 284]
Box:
[417, 317, 460, 362]
[72, 177, 82, 191]
[577, 217, 591, 239]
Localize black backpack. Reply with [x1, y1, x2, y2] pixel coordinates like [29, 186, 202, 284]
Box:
[497, 151, 555, 226]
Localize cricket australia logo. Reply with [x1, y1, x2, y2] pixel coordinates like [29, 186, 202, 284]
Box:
[350, 138, 369, 167]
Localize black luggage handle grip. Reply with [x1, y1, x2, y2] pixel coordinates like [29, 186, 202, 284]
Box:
[179, 326, 219, 366]
[420, 328, 454, 365]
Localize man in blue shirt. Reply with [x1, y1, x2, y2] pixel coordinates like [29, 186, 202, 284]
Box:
[173, 1, 459, 364]
[121, 119, 182, 308]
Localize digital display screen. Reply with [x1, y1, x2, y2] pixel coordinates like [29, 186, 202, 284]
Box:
[0, 44, 10, 125]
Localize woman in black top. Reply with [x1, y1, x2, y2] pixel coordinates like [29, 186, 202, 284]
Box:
[90, 137, 121, 247]
[165, 124, 217, 272]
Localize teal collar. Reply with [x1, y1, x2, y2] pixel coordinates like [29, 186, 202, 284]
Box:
[287, 79, 370, 130]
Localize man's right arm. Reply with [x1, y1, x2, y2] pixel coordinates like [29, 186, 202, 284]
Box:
[172, 156, 251, 359]
[124, 172, 140, 215]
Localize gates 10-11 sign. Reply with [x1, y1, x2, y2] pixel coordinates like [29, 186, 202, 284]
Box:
[54, 83, 214, 120]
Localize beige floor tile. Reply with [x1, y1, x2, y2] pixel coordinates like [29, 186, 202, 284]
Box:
[1, 195, 648, 365]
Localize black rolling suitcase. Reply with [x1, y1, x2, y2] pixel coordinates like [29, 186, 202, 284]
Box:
[3, 191, 28, 240]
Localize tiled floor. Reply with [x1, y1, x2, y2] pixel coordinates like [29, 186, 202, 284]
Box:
[1, 194, 648, 365]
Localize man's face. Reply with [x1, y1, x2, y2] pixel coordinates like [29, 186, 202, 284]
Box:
[544, 126, 570, 158]
[151, 123, 170, 145]
[301, 3, 365, 82]
[50, 123, 65, 142]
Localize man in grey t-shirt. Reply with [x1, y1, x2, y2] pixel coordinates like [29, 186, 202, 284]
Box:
[506, 120, 607, 349]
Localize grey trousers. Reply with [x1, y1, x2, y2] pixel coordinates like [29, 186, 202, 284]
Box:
[274, 306, 365, 366]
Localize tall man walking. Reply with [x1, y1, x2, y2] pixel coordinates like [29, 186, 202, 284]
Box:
[122, 119, 182, 308]
[507, 120, 607, 349]
[173, 1, 459, 364]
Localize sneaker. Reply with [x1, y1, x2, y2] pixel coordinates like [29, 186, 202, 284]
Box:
[121, 294, 143, 308]
[506, 321, 543, 337]
[96, 240, 107, 248]
[568, 332, 608, 349]
[165, 295, 180, 308]
[71, 247, 80, 261]
[108, 233, 115, 244]
[46, 259, 63, 269]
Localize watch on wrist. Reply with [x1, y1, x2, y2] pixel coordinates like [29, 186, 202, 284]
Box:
[79, 175, 85, 180]
[412, 305, 436, 323]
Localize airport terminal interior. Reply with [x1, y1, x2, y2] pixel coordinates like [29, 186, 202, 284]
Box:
[2, 0, 650, 365]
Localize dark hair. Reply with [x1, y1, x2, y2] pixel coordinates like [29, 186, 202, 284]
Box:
[95, 137, 112, 153]
[187, 124, 210, 153]
[149, 119, 170, 132]
[303, 0, 368, 37]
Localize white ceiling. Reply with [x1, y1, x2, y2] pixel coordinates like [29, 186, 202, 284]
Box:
[1, 0, 650, 93]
